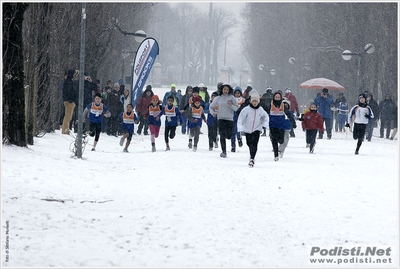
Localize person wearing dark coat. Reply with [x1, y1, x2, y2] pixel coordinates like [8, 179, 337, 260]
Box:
[260, 87, 274, 136]
[365, 92, 380, 141]
[314, 88, 334, 139]
[389, 105, 398, 140]
[379, 94, 397, 139]
[136, 85, 154, 135]
[107, 83, 123, 136]
[61, 69, 78, 134]
[179, 86, 193, 134]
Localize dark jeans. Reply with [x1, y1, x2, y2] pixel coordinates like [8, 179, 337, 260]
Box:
[353, 123, 367, 150]
[137, 114, 149, 135]
[306, 129, 318, 151]
[380, 119, 392, 138]
[164, 125, 177, 144]
[365, 119, 375, 140]
[218, 119, 233, 154]
[270, 127, 285, 157]
[319, 117, 332, 138]
[181, 115, 188, 134]
[107, 115, 119, 136]
[208, 122, 218, 148]
[231, 118, 242, 147]
[245, 131, 261, 159]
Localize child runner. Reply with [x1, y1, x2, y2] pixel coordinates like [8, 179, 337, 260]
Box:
[269, 91, 288, 161]
[182, 86, 206, 148]
[148, 95, 163, 152]
[83, 93, 111, 151]
[346, 93, 374, 154]
[231, 86, 245, 152]
[186, 96, 207, 152]
[207, 91, 219, 151]
[119, 104, 139, 153]
[209, 83, 239, 158]
[158, 95, 184, 151]
[302, 102, 324, 153]
[237, 93, 269, 167]
[278, 99, 297, 158]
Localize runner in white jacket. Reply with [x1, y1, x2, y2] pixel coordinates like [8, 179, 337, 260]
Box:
[237, 93, 269, 167]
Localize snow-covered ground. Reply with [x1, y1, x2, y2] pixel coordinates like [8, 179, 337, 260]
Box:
[1, 87, 398, 267]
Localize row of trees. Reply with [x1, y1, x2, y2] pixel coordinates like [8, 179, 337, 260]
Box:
[242, 3, 397, 105]
[147, 3, 237, 86]
[3, 3, 153, 146]
[3, 2, 238, 147]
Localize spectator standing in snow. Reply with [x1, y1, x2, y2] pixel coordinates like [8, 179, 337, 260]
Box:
[162, 83, 181, 107]
[336, 95, 349, 133]
[107, 83, 123, 137]
[179, 86, 193, 134]
[83, 72, 98, 108]
[120, 88, 131, 113]
[148, 95, 163, 152]
[302, 102, 324, 153]
[58, 72, 67, 130]
[186, 96, 207, 152]
[389, 104, 398, 140]
[237, 93, 269, 167]
[83, 93, 111, 151]
[346, 93, 374, 155]
[118, 104, 139, 153]
[82, 72, 98, 133]
[283, 88, 300, 137]
[158, 95, 184, 151]
[62, 69, 79, 134]
[365, 92, 379, 141]
[333, 92, 343, 132]
[209, 83, 239, 158]
[314, 88, 334, 139]
[379, 93, 396, 139]
[101, 86, 112, 133]
[231, 86, 245, 152]
[278, 99, 297, 158]
[207, 91, 219, 151]
[136, 85, 154, 135]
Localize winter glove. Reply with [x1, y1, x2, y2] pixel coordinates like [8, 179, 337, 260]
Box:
[345, 123, 350, 128]
[296, 112, 300, 117]
[293, 123, 297, 129]
[365, 113, 371, 119]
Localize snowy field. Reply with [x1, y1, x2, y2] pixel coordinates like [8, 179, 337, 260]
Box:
[1, 87, 399, 267]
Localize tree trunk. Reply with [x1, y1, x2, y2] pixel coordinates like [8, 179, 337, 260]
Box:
[2, 3, 28, 146]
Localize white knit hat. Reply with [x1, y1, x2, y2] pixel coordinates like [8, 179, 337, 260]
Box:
[250, 93, 260, 102]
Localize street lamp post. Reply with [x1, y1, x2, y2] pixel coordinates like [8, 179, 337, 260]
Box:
[342, 43, 375, 91]
[288, 57, 311, 71]
[112, 18, 147, 81]
[258, 64, 276, 88]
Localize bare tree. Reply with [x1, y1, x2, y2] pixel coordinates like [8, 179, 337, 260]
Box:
[3, 3, 29, 146]
[242, 2, 397, 105]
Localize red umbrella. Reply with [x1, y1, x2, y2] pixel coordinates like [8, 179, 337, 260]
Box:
[299, 78, 345, 90]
